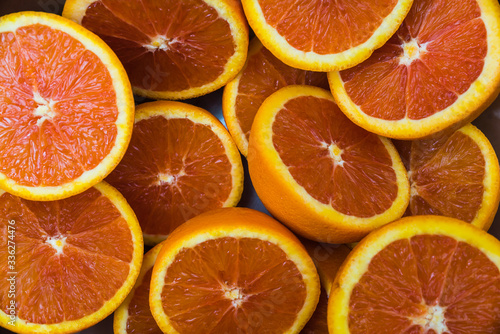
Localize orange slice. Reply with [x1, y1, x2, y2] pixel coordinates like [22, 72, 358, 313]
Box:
[302, 240, 351, 296]
[114, 243, 163, 334]
[0, 182, 143, 333]
[223, 37, 329, 156]
[0, 11, 134, 201]
[150, 207, 320, 334]
[63, 0, 249, 100]
[241, 0, 413, 71]
[248, 86, 410, 244]
[329, 215, 500, 333]
[105, 101, 243, 245]
[329, 0, 500, 139]
[394, 123, 500, 231]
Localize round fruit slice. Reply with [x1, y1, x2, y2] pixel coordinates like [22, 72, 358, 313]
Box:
[248, 85, 410, 244]
[241, 0, 413, 71]
[302, 239, 351, 296]
[0, 182, 143, 333]
[223, 38, 329, 156]
[105, 101, 243, 245]
[0, 11, 134, 201]
[150, 207, 320, 334]
[63, 0, 249, 100]
[395, 123, 500, 231]
[114, 243, 163, 334]
[329, 215, 500, 333]
[329, 0, 500, 139]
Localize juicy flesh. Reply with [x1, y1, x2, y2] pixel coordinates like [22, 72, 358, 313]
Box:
[349, 235, 500, 333]
[258, 0, 398, 54]
[272, 96, 398, 217]
[82, 0, 236, 92]
[340, 0, 487, 120]
[126, 266, 163, 334]
[394, 130, 485, 222]
[235, 44, 328, 142]
[105, 116, 233, 237]
[0, 24, 118, 187]
[161, 237, 307, 334]
[0, 189, 133, 324]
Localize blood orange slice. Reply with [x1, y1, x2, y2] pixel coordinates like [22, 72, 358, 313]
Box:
[150, 207, 321, 334]
[0, 12, 134, 201]
[248, 85, 410, 244]
[63, 0, 249, 100]
[105, 101, 243, 245]
[223, 38, 329, 156]
[329, 215, 500, 333]
[329, 0, 500, 139]
[241, 0, 413, 71]
[114, 243, 163, 334]
[395, 124, 500, 231]
[0, 182, 143, 333]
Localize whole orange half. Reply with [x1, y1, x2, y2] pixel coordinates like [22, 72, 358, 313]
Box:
[329, 215, 500, 333]
[329, 0, 500, 139]
[248, 85, 410, 244]
[0, 182, 143, 333]
[105, 101, 243, 245]
[241, 0, 413, 71]
[0, 11, 134, 201]
[63, 0, 249, 100]
[150, 207, 321, 334]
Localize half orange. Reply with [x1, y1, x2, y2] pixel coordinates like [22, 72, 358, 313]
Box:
[150, 207, 321, 334]
[329, 0, 500, 139]
[0, 11, 134, 201]
[394, 123, 500, 230]
[0, 182, 143, 333]
[63, 0, 249, 100]
[106, 101, 243, 245]
[223, 37, 329, 156]
[329, 215, 500, 333]
[248, 85, 410, 243]
[241, 0, 413, 71]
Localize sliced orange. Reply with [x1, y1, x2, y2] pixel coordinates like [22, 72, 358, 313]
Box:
[0, 11, 134, 201]
[150, 207, 320, 334]
[106, 101, 243, 245]
[302, 239, 351, 296]
[329, 0, 500, 139]
[223, 37, 329, 156]
[248, 86, 410, 244]
[0, 182, 143, 333]
[63, 0, 249, 100]
[241, 0, 413, 71]
[329, 215, 500, 333]
[114, 243, 163, 334]
[394, 123, 500, 231]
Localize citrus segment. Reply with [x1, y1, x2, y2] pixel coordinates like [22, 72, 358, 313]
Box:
[329, 216, 500, 334]
[150, 207, 320, 334]
[223, 38, 328, 156]
[241, 0, 413, 71]
[248, 86, 409, 243]
[63, 0, 249, 100]
[0, 182, 143, 333]
[106, 101, 243, 245]
[329, 0, 500, 139]
[0, 11, 134, 200]
[394, 124, 500, 230]
[114, 244, 163, 334]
